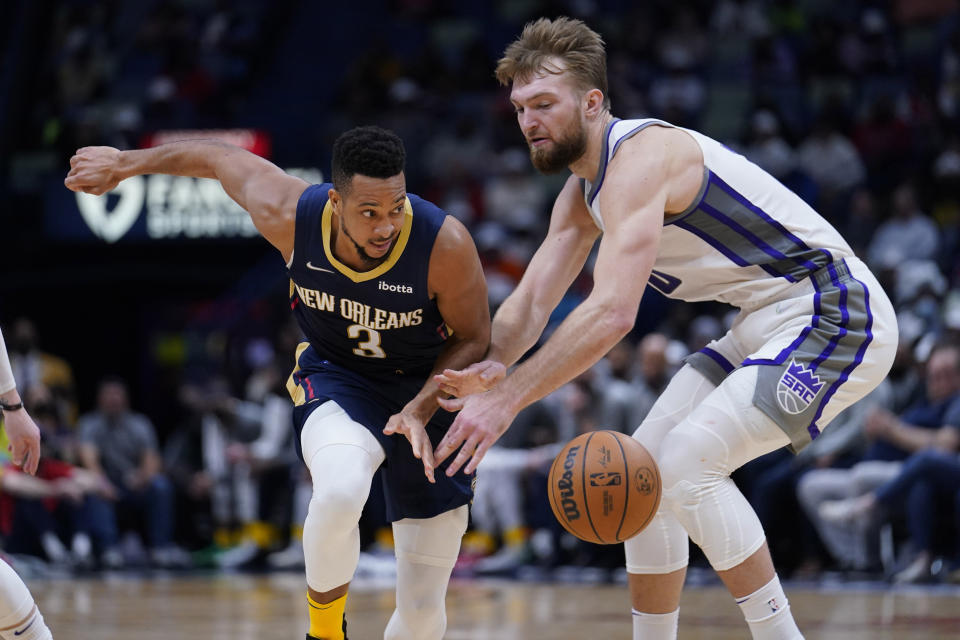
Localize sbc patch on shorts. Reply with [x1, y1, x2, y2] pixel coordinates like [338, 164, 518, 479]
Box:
[776, 359, 825, 415]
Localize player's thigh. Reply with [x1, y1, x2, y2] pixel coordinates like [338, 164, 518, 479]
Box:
[300, 400, 386, 475]
[631, 364, 717, 458]
[659, 366, 791, 487]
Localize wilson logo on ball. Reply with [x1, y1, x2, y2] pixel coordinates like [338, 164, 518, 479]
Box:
[589, 472, 622, 487]
[548, 431, 661, 545]
[557, 445, 581, 521]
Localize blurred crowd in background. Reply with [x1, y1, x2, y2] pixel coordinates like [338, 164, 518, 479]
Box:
[3, 0, 960, 585]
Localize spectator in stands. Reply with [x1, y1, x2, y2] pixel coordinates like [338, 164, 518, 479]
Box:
[819, 428, 960, 583]
[797, 342, 960, 571]
[77, 377, 183, 568]
[867, 182, 940, 272]
[5, 319, 76, 425]
[163, 375, 260, 560]
[797, 114, 865, 207]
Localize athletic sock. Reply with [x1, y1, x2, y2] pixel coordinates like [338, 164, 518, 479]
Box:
[307, 592, 346, 640]
[736, 575, 803, 639]
[631, 608, 678, 640]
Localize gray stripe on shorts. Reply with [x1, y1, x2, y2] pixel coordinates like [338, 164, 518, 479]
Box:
[751, 265, 872, 453]
[684, 351, 734, 387]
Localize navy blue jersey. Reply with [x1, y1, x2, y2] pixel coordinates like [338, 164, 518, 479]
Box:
[284, 184, 474, 521]
[287, 183, 450, 379]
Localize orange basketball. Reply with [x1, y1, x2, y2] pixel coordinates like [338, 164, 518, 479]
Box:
[547, 430, 661, 544]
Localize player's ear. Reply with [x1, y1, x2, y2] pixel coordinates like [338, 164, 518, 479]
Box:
[583, 88, 605, 119]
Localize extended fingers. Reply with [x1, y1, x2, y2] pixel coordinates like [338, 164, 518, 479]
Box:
[434, 425, 466, 465]
[463, 438, 493, 475]
[421, 442, 436, 484]
[24, 440, 40, 475]
[445, 436, 482, 477]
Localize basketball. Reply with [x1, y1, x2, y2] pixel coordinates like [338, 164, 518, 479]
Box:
[547, 430, 661, 545]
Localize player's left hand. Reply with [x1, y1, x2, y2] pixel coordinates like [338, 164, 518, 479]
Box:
[384, 409, 436, 483]
[3, 408, 41, 475]
[434, 390, 518, 476]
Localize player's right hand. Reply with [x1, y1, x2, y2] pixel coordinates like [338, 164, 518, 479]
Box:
[384, 409, 436, 483]
[64, 146, 124, 195]
[434, 360, 506, 398]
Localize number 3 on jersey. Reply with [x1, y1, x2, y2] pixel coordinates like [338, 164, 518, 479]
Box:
[348, 324, 386, 358]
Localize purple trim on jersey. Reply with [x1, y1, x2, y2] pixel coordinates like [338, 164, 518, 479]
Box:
[700, 346, 735, 374]
[698, 200, 799, 282]
[708, 171, 833, 266]
[608, 120, 668, 161]
[674, 219, 785, 279]
[807, 273, 874, 441]
[586, 118, 621, 207]
[665, 168, 711, 226]
[741, 274, 824, 367]
[809, 262, 849, 372]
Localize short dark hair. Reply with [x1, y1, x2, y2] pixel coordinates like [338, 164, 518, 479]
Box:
[331, 126, 406, 192]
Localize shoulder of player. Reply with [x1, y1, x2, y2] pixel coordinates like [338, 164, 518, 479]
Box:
[429, 215, 476, 264]
[605, 125, 676, 175]
[599, 127, 681, 211]
[427, 215, 481, 296]
[296, 182, 332, 208]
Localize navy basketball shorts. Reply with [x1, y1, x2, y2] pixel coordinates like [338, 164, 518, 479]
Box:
[287, 345, 473, 522]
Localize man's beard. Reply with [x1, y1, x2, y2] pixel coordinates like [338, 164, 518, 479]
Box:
[528, 122, 588, 174]
[341, 218, 392, 266]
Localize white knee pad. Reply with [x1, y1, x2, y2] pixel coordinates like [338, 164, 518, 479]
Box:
[301, 401, 385, 592]
[624, 506, 689, 574]
[624, 365, 714, 575]
[385, 505, 468, 640]
[657, 367, 790, 572]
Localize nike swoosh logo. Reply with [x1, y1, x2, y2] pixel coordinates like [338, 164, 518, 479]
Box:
[306, 261, 335, 274]
[14, 617, 35, 635]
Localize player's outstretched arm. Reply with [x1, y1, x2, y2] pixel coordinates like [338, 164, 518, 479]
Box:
[64, 142, 309, 260]
[435, 136, 669, 476]
[434, 174, 599, 398]
[383, 215, 491, 482]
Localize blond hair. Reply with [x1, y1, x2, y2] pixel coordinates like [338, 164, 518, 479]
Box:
[496, 17, 610, 109]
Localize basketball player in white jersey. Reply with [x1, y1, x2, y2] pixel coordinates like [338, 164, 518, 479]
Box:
[0, 327, 53, 640]
[434, 17, 897, 640]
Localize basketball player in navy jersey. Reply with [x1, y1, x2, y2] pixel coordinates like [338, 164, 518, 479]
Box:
[0, 327, 54, 640]
[434, 18, 897, 640]
[65, 126, 490, 640]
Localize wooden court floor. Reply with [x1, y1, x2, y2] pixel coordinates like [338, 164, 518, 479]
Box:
[28, 573, 960, 639]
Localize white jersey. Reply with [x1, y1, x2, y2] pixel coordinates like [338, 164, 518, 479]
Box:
[583, 118, 854, 309]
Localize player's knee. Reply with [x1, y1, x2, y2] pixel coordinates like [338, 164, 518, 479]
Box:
[657, 428, 725, 509]
[307, 480, 367, 527]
